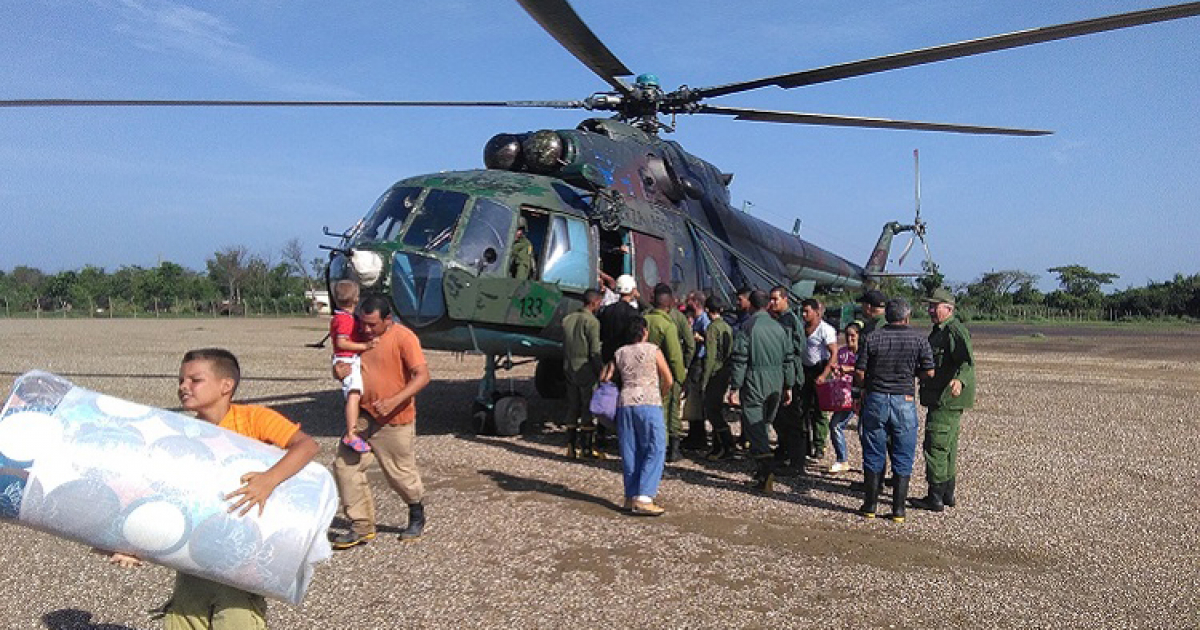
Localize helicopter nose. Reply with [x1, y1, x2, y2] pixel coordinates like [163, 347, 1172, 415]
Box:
[389, 252, 446, 329]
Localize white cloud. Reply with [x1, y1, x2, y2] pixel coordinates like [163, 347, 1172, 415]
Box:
[104, 0, 357, 98]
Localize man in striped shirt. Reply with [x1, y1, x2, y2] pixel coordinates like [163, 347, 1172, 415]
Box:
[854, 298, 934, 523]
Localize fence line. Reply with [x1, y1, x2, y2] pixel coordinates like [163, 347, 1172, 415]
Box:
[0, 296, 318, 319]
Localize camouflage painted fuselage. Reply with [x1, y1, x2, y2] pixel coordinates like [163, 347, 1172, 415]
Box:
[328, 118, 868, 359]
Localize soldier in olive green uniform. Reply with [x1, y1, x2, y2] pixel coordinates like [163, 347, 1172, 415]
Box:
[726, 290, 795, 493]
[561, 289, 604, 459]
[768, 286, 807, 472]
[701, 296, 737, 460]
[509, 220, 536, 280]
[665, 287, 695, 458]
[645, 284, 686, 461]
[912, 288, 976, 512]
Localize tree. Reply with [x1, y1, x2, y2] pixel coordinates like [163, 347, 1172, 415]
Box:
[1047, 264, 1118, 310]
[282, 238, 316, 294]
[1047, 265, 1118, 297]
[207, 246, 252, 303]
[915, 259, 946, 297]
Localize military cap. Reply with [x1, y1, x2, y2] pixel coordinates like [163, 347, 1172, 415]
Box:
[922, 288, 956, 306]
[858, 289, 887, 308]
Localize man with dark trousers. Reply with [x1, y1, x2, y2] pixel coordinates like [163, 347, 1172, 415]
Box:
[701, 295, 737, 460]
[854, 298, 933, 523]
[726, 289, 795, 494]
[767, 286, 806, 474]
[912, 288, 976, 512]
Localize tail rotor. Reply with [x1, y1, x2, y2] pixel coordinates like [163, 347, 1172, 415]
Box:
[897, 149, 932, 269]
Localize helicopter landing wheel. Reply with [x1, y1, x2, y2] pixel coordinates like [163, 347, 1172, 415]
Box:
[471, 393, 527, 436]
[491, 394, 527, 436]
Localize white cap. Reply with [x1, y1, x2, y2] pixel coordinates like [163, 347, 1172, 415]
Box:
[615, 274, 637, 295]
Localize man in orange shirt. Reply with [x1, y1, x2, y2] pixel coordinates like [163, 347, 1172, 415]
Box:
[331, 294, 432, 549]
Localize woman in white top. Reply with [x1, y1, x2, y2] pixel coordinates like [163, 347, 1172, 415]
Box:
[600, 316, 674, 516]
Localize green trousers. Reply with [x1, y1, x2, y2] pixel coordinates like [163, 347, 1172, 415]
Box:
[741, 391, 782, 458]
[923, 407, 963, 484]
[663, 382, 682, 437]
[164, 573, 266, 630]
[801, 365, 830, 453]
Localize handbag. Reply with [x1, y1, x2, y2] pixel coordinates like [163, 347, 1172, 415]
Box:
[589, 381, 619, 431]
[816, 374, 854, 412]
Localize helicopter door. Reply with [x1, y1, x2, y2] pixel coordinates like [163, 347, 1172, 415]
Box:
[599, 228, 630, 281]
[540, 215, 593, 290]
[630, 232, 669, 298]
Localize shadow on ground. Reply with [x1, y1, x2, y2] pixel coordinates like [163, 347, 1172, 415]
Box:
[42, 609, 138, 630]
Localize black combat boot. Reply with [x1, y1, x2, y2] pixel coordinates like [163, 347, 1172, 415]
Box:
[590, 426, 607, 459]
[859, 470, 880, 518]
[890, 475, 910, 523]
[666, 436, 682, 462]
[577, 428, 593, 459]
[400, 502, 425, 541]
[909, 481, 945, 512]
[747, 457, 774, 495]
[707, 430, 732, 460]
[943, 477, 956, 508]
[680, 420, 708, 450]
[565, 427, 579, 460]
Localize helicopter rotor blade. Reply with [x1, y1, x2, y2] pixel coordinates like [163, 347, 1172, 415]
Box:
[695, 2, 1200, 99]
[697, 105, 1050, 136]
[0, 99, 588, 109]
[513, 0, 633, 94]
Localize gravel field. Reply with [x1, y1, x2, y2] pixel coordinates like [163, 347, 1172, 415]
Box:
[0, 318, 1196, 629]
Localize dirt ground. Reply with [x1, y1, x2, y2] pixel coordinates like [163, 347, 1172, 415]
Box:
[0, 318, 1196, 629]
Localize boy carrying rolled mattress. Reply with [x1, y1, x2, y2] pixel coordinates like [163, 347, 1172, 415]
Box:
[104, 348, 319, 629]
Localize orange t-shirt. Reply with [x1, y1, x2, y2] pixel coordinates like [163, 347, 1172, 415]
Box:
[218, 403, 300, 447]
[360, 322, 427, 425]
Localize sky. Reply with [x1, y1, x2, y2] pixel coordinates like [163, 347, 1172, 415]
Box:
[0, 0, 1197, 292]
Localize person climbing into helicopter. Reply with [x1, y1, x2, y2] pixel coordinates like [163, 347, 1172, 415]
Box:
[509, 218, 536, 280]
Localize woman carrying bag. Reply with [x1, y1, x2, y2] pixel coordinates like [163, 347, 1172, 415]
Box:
[598, 316, 675, 516]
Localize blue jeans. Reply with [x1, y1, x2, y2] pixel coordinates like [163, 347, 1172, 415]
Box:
[616, 405, 666, 498]
[829, 409, 856, 463]
[858, 392, 918, 476]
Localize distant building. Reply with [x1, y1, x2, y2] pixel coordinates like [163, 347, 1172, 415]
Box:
[305, 290, 330, 315]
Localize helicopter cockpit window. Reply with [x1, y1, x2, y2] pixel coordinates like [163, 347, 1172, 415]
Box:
[401, 189, 470, 254]
[540, 215, 591, 289]
[357, 186, 422, 243]
[454, 198, 513, 273]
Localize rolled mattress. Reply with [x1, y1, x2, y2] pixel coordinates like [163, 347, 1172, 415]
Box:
[0, 370, 336, 604]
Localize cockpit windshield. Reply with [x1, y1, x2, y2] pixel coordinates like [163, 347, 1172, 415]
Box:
[401, 189, 470, 254]
[453, 198, 513, 273]
[354, 186, 422, 244]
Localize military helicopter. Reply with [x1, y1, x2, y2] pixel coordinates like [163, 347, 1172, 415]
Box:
[7, 1, 1199, 433]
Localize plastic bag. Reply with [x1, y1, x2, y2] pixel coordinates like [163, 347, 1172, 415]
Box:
[816, 374, 854, 412]
[589, 382, 618, 431]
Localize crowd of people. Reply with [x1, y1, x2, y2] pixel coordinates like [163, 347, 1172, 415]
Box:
[99, 275, 974, 628]
[563, 277, 977, 523]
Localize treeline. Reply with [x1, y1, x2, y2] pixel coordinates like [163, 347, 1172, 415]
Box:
[954, 264, 1200, 321]
[0, 239, 325, 316]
